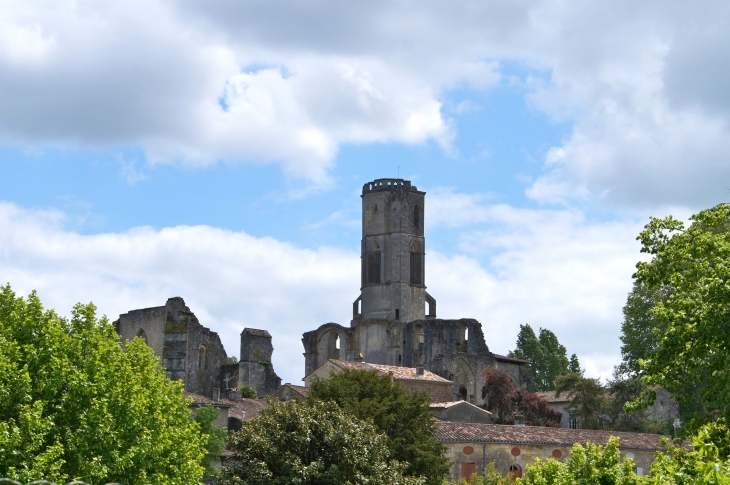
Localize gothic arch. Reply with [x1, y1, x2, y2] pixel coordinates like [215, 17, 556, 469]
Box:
[316, 325, 347, 367]
[198, 344, 207, 370]
[450, 357, 476, 403]
[366, 239, 382, 285]
[135, 328, 147, 344]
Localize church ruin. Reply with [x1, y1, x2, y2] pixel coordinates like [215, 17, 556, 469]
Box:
[302, 178, 533, 405]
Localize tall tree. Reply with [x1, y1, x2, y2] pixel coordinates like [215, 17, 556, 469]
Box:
[0, 285, 206, 484]
[193, 405, 228, 478]
[219, 398, 423, 485]
[509, 324, 571, 391]
[619, 281, 671, 376]
[555, 372, 607, 430]
[630, 204, 730, 428]
[568, 354, 582, 374]
[482, 367, 562, 427]
[308, 369, 449, 485]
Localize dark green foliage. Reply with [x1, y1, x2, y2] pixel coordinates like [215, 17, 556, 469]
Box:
[0, 284, 206, 484]
[630, 204, 730, 429]
[555, 372, 607, 430]
[482, 367, 562, 427]
[308, 369, 449, 485]
[218, 398, 423, 485]
[509, 324, 572, 391]
[605, 370, 672, 434]
[568, 354, 581, 374]
[194, 405, 228, 478]
[619, 282, 671, 376]
[239, 385, 257, 399]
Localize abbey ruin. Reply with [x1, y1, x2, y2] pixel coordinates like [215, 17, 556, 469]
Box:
[302, 178, 533, 406]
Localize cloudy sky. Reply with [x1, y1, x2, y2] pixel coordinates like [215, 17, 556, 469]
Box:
[2, 0, 729, 385]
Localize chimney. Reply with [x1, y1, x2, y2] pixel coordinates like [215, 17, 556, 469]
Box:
[416, 365, 425, 376]
[514, 414, 525, 427]
[212, 387, 220, 401]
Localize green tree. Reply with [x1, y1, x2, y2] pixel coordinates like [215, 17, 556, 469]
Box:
[568, 354, 582, 375]
[0, 285, 206, 484]
[519, 437, 639, 485]
[555, 372, 607, 430]
[605, 370, 671, 434]
[308, 369, 449, 485]
[193, 405, 228, 478]
[239, 385, 258, 399]
[619, 281, 671, 376]
[509, 324, 571, 391]
[631, 204, 730, 428]
[218, 398, 424, 485]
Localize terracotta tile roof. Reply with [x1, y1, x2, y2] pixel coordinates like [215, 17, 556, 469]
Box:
[183, 392, 235, 407]
[329, 360, 452, 384]
[282, 383, 309, 396]
[227, 398, 270, 420]
[535, 391, 575, 403]
[493, 353, 530, 365]
[436, 422, 670, 451]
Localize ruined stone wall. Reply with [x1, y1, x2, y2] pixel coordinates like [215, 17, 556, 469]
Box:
[115, 297, 227, 399]
[238, 328, 281, 398]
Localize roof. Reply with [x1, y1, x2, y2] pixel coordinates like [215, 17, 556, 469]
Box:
[429, 400, 492, 415]
[184, 392, 235, 407]
[535, 390, 576, 403]
[493, 353, 530, 365]
[327, 359, 452, 384]
[436, 422, 670, 451]
[279, 383, 310, 397]
[227, 398, 270, 420]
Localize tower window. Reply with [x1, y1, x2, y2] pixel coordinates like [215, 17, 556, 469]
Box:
[198, 344, 207, 371]
[410, 242, 423, 285]
[395, 309, 400, 320]
[367, 243, 381, 284]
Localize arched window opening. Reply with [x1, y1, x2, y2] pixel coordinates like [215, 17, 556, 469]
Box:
[367, 242, 381, 284]
[459, 385, 467, 401]
[509, 465, 523, 479]
[465, 327, 469, 341]
[136, 328, 148, 344]
[410, 242, 423, 285]
[198, 344, 207, 370]
[335, 336, 340, 350]
[414, 205, 420, 228]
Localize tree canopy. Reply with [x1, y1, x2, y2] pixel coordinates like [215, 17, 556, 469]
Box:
[555, 372, 607, 430]
[630, 204, 730, 427]
[193, 405, 228, 478]
[509, 324, 576, 391]
[482, 367, 562, 427]
[218, 398, 423, 485]
[0, 285, 206, 484]
[307, 368, 449, 485]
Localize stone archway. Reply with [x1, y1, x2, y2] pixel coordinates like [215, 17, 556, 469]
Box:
[450, 357, 476, 403]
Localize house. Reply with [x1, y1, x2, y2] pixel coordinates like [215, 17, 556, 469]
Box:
[436, 421, 672, 482]
[272, 383, 310, 401]
[430, 401, 493, 424]
[304, 359, 453, 402]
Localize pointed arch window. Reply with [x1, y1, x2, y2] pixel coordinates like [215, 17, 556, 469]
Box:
[198, 344, 207, 370]
[367, 241, 381, 284]
[136, 328, 148, 344]
[410, 241, 423, 285]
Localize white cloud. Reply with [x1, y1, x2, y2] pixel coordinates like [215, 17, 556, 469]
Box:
[3, 0, 730, 205]
[0, 198, 645, 383]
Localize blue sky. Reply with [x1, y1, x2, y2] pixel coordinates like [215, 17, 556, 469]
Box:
[2, 0, 730, 385]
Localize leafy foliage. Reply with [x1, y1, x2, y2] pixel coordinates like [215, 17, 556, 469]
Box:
[239, 385, 258, 399]
[193, 405, 228, 478]
[555, 372, 607, 430]
[518, 420, 730, 485]
[308, 369, 449, 485]
[631, 204, 730, 427]
[482, 367, 562, 427]
[619, 282, 671, 376]
[218, 398, 424, 485]
[605, 371, 673, 434]
[0, 285, 206, 485]
[519, 437, 640, 485]
[451, 463, 509, 485]
[509, 324, 574, 391]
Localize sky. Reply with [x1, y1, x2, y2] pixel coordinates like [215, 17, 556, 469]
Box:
[2, 0, 730, 386]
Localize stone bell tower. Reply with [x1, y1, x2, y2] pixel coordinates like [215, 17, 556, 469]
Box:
[353, 178, 436, 324]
